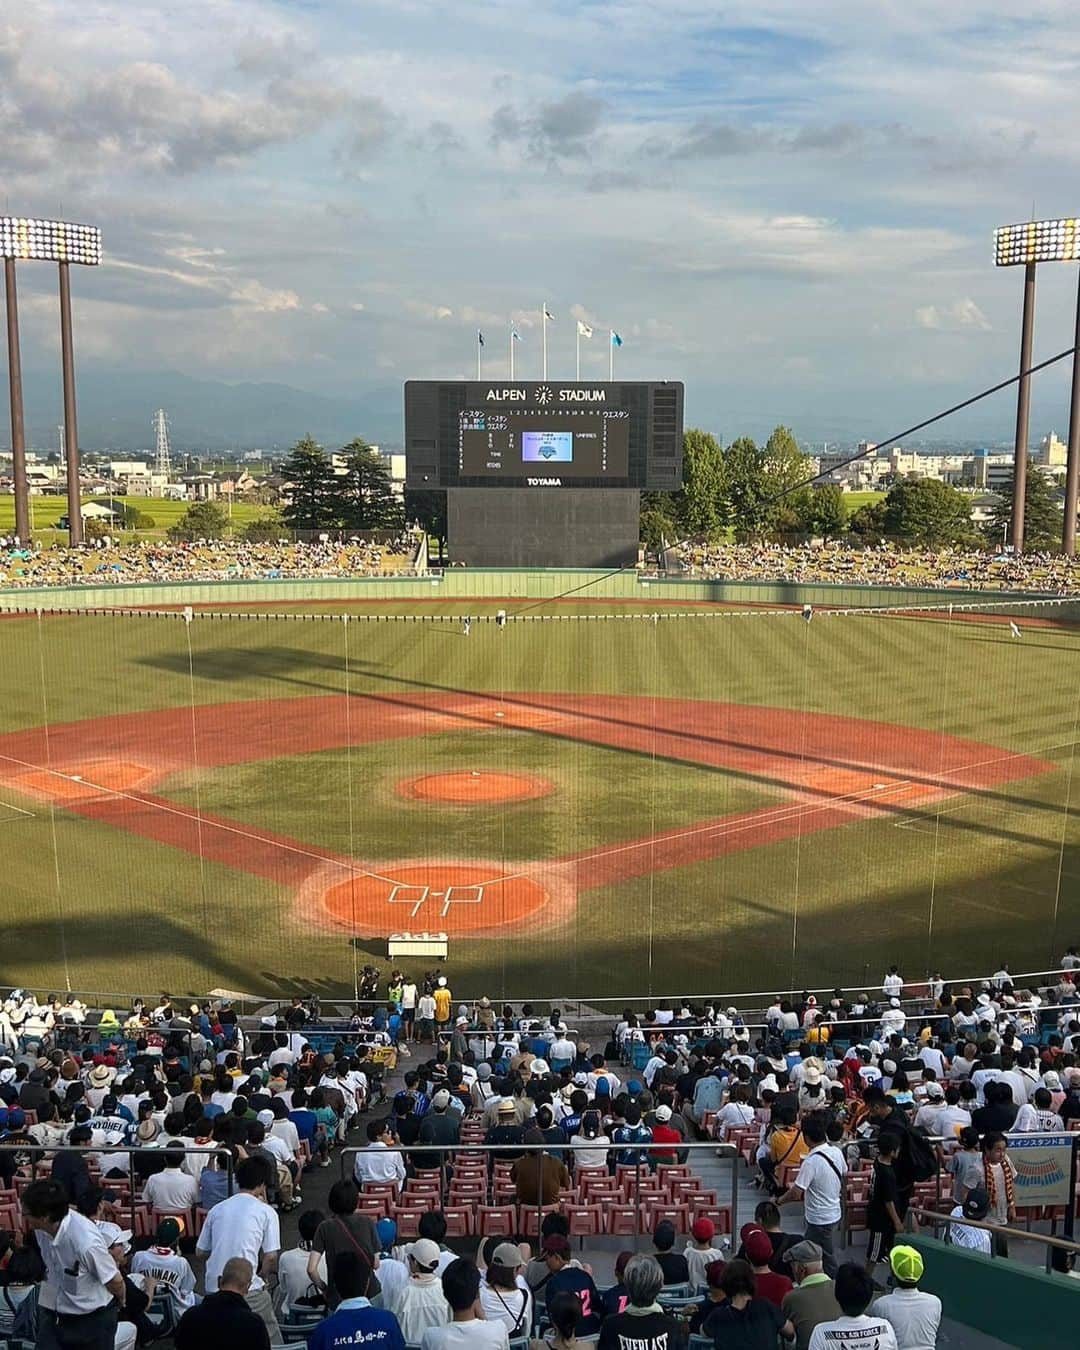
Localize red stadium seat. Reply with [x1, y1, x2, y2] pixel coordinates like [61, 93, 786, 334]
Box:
[393, 1208, 423, 1238]
[566, 1204, 604, 1238]
[607, 1204, 649, 1236]
[476, 1205, 517, 1236]
[518, 1205, 561, 1235]
[442, 1206, 474, 1237]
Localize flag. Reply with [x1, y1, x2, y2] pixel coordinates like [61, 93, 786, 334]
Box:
[511, 328, 521, 342]
[577, 320, 593, 338]
[611, 330, 623, 347]
[477, 330, 484, 347]
[543, 306, 555, 321]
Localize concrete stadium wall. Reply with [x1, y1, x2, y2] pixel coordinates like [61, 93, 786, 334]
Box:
[0, 571, 1066, 612]
[906, 1234, 1080, 1349]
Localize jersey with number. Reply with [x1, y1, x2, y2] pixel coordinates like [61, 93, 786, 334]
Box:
[545, 1268, 602, 1335]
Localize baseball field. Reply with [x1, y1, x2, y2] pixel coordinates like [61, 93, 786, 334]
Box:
[0, 591, 1078, 1004]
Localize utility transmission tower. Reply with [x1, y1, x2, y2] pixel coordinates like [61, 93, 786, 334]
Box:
[153, 408, 171, 477]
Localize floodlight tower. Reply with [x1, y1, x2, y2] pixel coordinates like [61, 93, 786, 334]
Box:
[153, 408, 171, 478]
[994, 219, 1080, 553]
[1, 217, 102, 545]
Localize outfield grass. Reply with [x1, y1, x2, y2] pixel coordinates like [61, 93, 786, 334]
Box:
[0, 495, 276, 541]
[842, 490, 885, 516]
[0, 599, 1077, 1000]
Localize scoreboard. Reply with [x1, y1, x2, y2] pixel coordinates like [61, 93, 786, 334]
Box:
[405, 381, 683, 490]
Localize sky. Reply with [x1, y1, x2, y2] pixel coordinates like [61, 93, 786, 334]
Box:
[5, 0, 1080, 446]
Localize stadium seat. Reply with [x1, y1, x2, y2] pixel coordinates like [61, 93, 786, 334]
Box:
[647, 1203, 689, 1233]
[476, 1205, 517, 1236]
[565, 1204, 604, 1238]
[607, 1204, 648, 1236]
[393, 1208, 423, 1239]
[442, 1206, 474, 1237]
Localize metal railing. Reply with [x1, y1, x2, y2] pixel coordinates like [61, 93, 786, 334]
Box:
[335, 1139, 742, 1248]
[908, 1206, 1080, 1274]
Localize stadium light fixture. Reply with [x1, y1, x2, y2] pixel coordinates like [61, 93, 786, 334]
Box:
[1, 216, 102, 546]
[994, 218, 1080, 554]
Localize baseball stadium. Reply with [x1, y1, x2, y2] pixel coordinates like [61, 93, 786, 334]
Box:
[1, 575, 1078, 1004]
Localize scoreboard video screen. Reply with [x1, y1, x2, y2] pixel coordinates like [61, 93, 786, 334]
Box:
[405, 381, 683, 490]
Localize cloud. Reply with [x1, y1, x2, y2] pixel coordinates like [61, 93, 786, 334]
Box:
[491, 91, 606, 157]
[915, 299, 993, 331]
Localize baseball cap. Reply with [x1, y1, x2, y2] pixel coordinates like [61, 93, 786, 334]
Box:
[530, 1060, 550, 1075]
[962, 1188, 990, 1220]
[542, 1234, 571, 1256]
[743, 1227, 774, 1266]
[889, 1245, 924, 1284]
[154, 1218, 182, 1245]
[691, 1217, 715, 1242]
[654, 1105, 672, 1122]
[786, 1240, 823, 1265]
[925, 1082, 945, 1099]
[491, 1242, 524, 1269]
[572, 1072, 589, 1086]
[431, 1089, 451, 1109]
[257, 1108, 275, 1127]
[97, 1222, 132, 1250]
[408, 1238, 442, 1271]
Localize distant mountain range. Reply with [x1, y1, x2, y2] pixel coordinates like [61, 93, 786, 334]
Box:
[12, 366, 406, 452]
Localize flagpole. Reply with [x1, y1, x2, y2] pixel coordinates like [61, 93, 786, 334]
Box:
[509, 323, 514, 380]
[542, 302, 548, 380]
[477, 333, 482, 381]
[609, 331, 614, 381]
[576, 326, 580, 381]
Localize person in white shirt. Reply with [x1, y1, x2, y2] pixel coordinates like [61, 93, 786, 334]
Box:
[131, 1218, 198, 1314]
[714, 1085, 755, 1140]
[420, 1258, 509, 1350]
[684, 1217, 726, 1291]
[873, 1247, 940, 1350]
[389, 1239, 451, 1343]
[143, 1147, 199, 1214]
[23, 1178, 126, 1350]
[277, 1211, 327, 1315]
[196, 1156, 282, 1343]
[947, 1189, 993, 1254]
[1013, 1087, 1062, 1132]
[478, 1244, 531, 1338]
[882, 968, 904, 1000]
[354, 1119, 407, 1186]
[778, 1116, 846, 1277]
[912, 1083, 947, 1135]
[808, 1264, 898, 1350]
[934, 1086, 972, 1140]
[879, 1000, 906, 1038]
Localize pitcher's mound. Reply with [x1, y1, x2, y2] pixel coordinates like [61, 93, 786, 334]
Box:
[398, 771, 554, 805]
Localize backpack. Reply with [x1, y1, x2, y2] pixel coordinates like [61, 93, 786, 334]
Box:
[11, 1282, 39, 1341]
[901, 1124, 938, 1182]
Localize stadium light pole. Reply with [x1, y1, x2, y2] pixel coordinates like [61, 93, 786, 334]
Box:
[0, 217, 102, 546]
[995, 218, 1080, 554]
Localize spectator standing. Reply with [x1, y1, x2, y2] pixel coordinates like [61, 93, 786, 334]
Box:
[782, 1240, 840, 1350]
[980, 1133, 1017, 1255]
[873, 1248, 941, 1350]
[421, 1258, 509, 1350]
[308, 1253, 405, 1350]
[196, 1157, 282, 1344]
[864, 1134, 904, 1272]
[308, 1180, 381, 1309]
[23, 1178, 126, 1350]
[778, 1115, 845, 1276]
[175, 1257, 269, 1350]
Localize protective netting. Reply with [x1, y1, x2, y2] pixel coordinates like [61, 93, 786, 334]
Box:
[1, 595, 1078, 1004]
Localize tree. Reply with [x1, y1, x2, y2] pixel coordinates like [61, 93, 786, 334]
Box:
[849, 499, 887, 538]
[167, 500, 229, 541]
[639, 492, 680, 550]
[985, 461, 1064, 550]
[405, 489, 448, 552]
[331, 439, 403, 531]
[242, 516, 285, 543]
[281, 435, 337, 531]
[721, 436, 770, 536]
[796, 483, 847, 538]
[676, 429, 725, 538]
[880, 478, 976, 546]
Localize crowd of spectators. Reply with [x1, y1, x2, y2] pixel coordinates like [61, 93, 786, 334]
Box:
[0, 534, 419, 589]
[675, 541, 1080, 594]
[0, 956, 1078, 1350]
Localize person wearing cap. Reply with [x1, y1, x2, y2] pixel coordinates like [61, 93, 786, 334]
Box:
[307, 1252, 405, 1350]
[485, 1099, 527, 1160]
[387, 1239, 450, 1343]
[945, 1188, 992, 1255]
[778, 1115, 845, 1277]
[873, 1247, 940, 1350]
[419, 1088, 461, 1170]
[355, 1118, 408, 1186]
[782, 1241, 839, 1350]
[479, 1241, 531, 1335]
[740, 1227, 792, 1308]
[647, 1104, 682, 1166]
[433, 981, 453, 1033]
[22, 1177, 126, 1350]
[685, 1217, 725, 1292]
[420, 1258, 509, 1350]
[539, 1234, 603, 1335]
[131, 1217, 198, 1315]
[807, 1264, 896, 1350]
